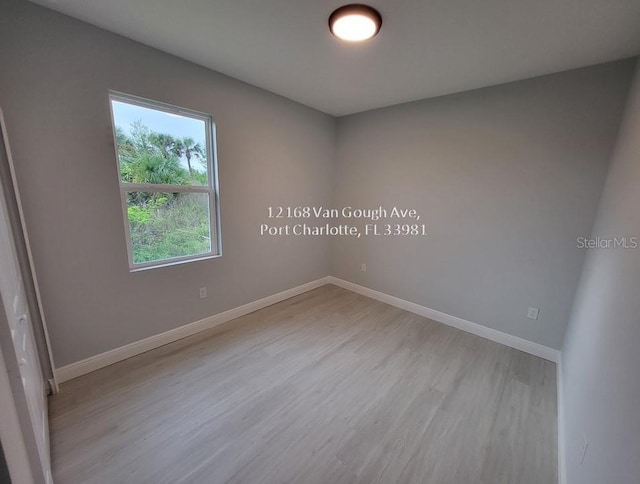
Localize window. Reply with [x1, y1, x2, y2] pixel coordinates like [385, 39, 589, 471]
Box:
[109, 92, 221, 270]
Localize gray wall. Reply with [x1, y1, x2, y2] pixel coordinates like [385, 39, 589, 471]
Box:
[0, 0, 335, 367]
[561, 59, 640, 484]
[332, 61, 635, 349]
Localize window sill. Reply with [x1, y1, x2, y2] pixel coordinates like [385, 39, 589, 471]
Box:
[129, 253, 221, 272]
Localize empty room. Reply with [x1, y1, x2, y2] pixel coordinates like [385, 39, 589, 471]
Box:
[1, 0, 639, 483]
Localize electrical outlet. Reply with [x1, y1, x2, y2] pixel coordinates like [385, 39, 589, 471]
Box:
[527, 307, 539, 320]
[361, 263, 367, 272]
[579, 433, 589, 466]
[199, 287, 207, 299]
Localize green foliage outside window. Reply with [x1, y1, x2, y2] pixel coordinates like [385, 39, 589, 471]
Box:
[115, 122, 212, 264]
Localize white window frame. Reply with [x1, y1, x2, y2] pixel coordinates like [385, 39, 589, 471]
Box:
[108, 91, 222, 271]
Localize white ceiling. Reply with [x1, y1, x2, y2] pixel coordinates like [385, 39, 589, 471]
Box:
[31, 0, 640, 116]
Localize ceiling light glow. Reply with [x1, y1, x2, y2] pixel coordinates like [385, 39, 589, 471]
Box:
[329, 4, 382, 42]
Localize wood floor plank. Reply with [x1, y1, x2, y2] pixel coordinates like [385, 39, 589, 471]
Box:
[49, 285, 557, 483]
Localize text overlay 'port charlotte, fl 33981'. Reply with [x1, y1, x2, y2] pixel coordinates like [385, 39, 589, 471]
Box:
[260, 206, 428, 238]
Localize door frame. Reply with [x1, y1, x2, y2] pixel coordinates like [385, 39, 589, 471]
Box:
[0, 311, 42, 484]
[0, 107, 58, 393]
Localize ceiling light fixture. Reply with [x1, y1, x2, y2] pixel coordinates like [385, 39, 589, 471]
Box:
[329, 4, 382, 42]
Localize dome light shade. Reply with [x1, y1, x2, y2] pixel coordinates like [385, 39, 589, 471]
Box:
[329, 4, 382, 42]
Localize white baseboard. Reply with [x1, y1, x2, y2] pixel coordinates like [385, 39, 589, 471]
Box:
[55, 276, 331, 383]
[327, 277, 560, 363]
[557, 354, 567, 484]
[56, 274, 560, 384]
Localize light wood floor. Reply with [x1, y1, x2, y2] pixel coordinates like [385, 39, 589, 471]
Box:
[49, 285, 557, 484]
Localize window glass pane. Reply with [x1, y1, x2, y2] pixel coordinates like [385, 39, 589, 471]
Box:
[126, 191, 212, 264]
[111, 100, 209, 186]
